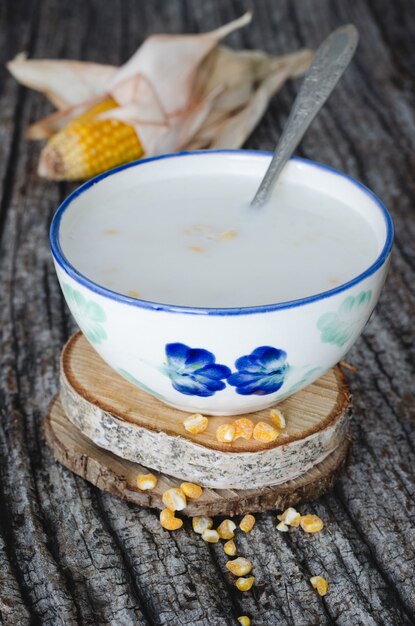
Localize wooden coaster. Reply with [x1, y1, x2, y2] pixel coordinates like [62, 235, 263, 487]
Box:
[45, 396, 350, 517]
[58, 333, 351, 489]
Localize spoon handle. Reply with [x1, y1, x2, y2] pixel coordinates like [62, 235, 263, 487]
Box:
[251, 24, 359, 208]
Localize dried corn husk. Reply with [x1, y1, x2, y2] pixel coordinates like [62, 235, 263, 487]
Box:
[7, 52, 116, 109]
[7, 13, 313, 180]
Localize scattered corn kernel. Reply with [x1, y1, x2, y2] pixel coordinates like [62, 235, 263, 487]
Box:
[201, 529, 220, 543]
[234, 418, 254, 440]
[183, 413, 208, 435]
[180, 482, 203, 499]
[127, 290, 141, 298]
[310, 576, 329, 596]
[235, 576, 255, 592]
[240, 514, 256, 533]
[216, 423, 236, 444]
[276, 521, 289, 532]
[237, 617, 251, 626]
[136, 473, 158, 491]
[224, 539, 237, 556]
[160, 508, 183, 531]
[162, 488, 187, 512]
[253, 421, 279, 443]
[269, 408, 286, 429]
[226, 557, 253, 576]
[192, 516, 213, 534]
[217, 519, 237, 540]
[277, 507, 301, 527]
[300, 514, 324, 533]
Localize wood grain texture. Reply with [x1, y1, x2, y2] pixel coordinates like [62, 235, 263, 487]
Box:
[58, 332, 350, 488]
[0, 1, 414, 624]
[45, 395, 350, 515]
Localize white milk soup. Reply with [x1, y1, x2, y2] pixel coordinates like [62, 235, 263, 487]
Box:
[60, 172, 381, 308]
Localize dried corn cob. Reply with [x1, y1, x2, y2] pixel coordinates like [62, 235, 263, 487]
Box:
[38, 98, 143, 180]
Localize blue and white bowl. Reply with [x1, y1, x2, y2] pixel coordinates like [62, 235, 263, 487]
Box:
[50, 151, 393, 415]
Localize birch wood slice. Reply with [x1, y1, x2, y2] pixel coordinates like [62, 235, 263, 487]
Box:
[45, 396, 350, 516]
[59, 333, 351, 489]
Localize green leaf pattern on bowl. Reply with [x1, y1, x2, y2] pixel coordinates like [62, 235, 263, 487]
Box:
[118, 368, 167, 402]
[62, 283, 107, 344]
[276, 366, 323, 401]
[317, 290, 372, 347]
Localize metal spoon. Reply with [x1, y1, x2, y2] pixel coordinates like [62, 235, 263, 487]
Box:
[251, 24, 359, 208]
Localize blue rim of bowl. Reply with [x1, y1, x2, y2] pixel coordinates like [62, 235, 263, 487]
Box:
[50, 149, 394, 316]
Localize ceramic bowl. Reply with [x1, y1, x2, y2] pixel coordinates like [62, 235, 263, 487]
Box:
[50, 151, 393, 415]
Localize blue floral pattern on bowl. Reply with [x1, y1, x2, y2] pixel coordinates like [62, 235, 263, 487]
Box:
[317, 290, 372, 347]
[62, 283, 107, 344]
[165, 343, 231, 397]
[228, 346, 289, 396]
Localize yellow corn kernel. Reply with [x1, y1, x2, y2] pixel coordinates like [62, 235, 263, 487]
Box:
[269, 408, 286, 429]
[162, 488, 187, 512]
[39, 98, 144, 181]
[180, 482, 203, 499]
[253, 421, 279, 443]
[235, 576, 255, 592]
[160, 508, 183, 531]
[276, 521, 289, 532]
[226, 557, 253, 577]
[216, 423, 236, 444]
[183, 413, 208, 435]
[234, 418, 254, 441]
[217, 519, 237, 540]
[239, 514, 256, 533]
[300, 514, 324, 533]
[184, 224, 212, 236]
[218, 229, 237, 241]
[192, 516, 213, 534]
[201, 529, 220, 543]
[136, 473, 158, 491]
[310, 576, 329, 596]
[224, 539, 237, 556]
[277, 507, 301, 527]
[237, 617, 251, 626]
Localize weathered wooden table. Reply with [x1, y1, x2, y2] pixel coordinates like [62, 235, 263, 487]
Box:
[1, 1, 414, 624]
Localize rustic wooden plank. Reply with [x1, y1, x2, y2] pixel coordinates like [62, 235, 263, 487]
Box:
[0, 1, 152, 624]
[0, 0, 414, 624]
